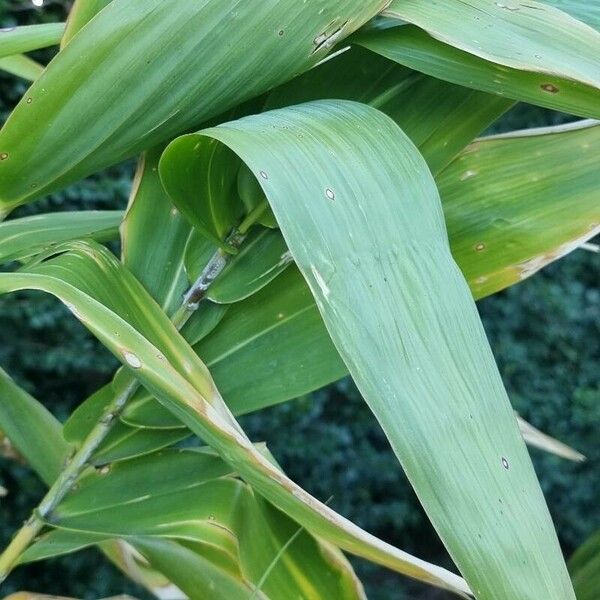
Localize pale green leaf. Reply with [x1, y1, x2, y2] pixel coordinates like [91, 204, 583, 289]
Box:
[0, 23, 64, 59]
[266, 45, 512, 175]
[383, 0, 600, 87]
[357, 25, 600, 120]
[438, 120, 600, 298]
[0, 55, 43, 82]
[161, 100, 573, 598]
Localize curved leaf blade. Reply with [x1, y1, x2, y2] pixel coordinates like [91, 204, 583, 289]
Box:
[0, 0, 388, 213]
[438, 120, 600, 298]
[0, 210, 122, 264]
[0, 23, 64, 59]
[357, 25, 600, 120]
[162, 100, 574, 599]
[383, 0, 600, 87]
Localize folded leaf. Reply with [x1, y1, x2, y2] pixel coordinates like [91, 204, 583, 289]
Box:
[357, 25, 600, 120]
[160, 100, 574, 598]
[0, 0, 388, 213]
[62, 0, 112, 46]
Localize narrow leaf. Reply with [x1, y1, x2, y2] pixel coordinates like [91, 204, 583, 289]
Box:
[0, 55, 44, 82]
[0, 367, 70, 485]
[0, 23, 64, 59]
[0, 210, 122, 264]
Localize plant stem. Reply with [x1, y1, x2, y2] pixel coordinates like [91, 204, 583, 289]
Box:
[0, 203, 268, 581]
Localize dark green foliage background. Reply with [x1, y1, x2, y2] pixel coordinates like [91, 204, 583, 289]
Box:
[0, 3, 598, 599]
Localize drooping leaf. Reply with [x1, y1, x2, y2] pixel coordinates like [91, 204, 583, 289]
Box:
[383, 0, 600, 87]
[0, 241, 469, 596]
[568, 529, 600, 600]
[0, 0, 388, 214]
[357, 25, 600, 120]
[0, 55, 43, 82]
[438, 120, 600, 298]
[0, 210, 122, 264]
[161, 100, 574, 598]
[0, 23, 64, 59]
[266, 45, 512, 175]
[0, 367, 70, 485]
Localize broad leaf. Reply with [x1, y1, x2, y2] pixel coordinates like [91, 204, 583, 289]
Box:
[438, 120, 600, 298]
[266, 45, 512, 175]
[383, 0, 600, 87]
[160, 100, 574, 598]
[0, 0, 388, 213]
[37, 449, 366, 599]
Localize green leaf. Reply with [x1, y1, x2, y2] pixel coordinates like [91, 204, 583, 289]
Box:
[0, 241, 469, 596]
[121, 148, 192, 314]
[27, 449, 365, 599]
[539, 1, 600, 29]
[0, 210, 122, 264]
[62, 0, 112, 46]
[438, 120, 600, 299]
[0, 0, 388, 214]
[204, 228, 292, 304]
[131, 120, 600, 430]
[357, 25, 600, 120]
[0, 55, 44, 82]
[0, 367, 70, 485]
[0, 23, 64, 59]
[266, 45, 512, 175]
[44, 449, 366, 600]
[383, 0, 600, 87]
[569, 530, 600, 600]
[159, 136, 243, 249]
[162, 100, 573, 598]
